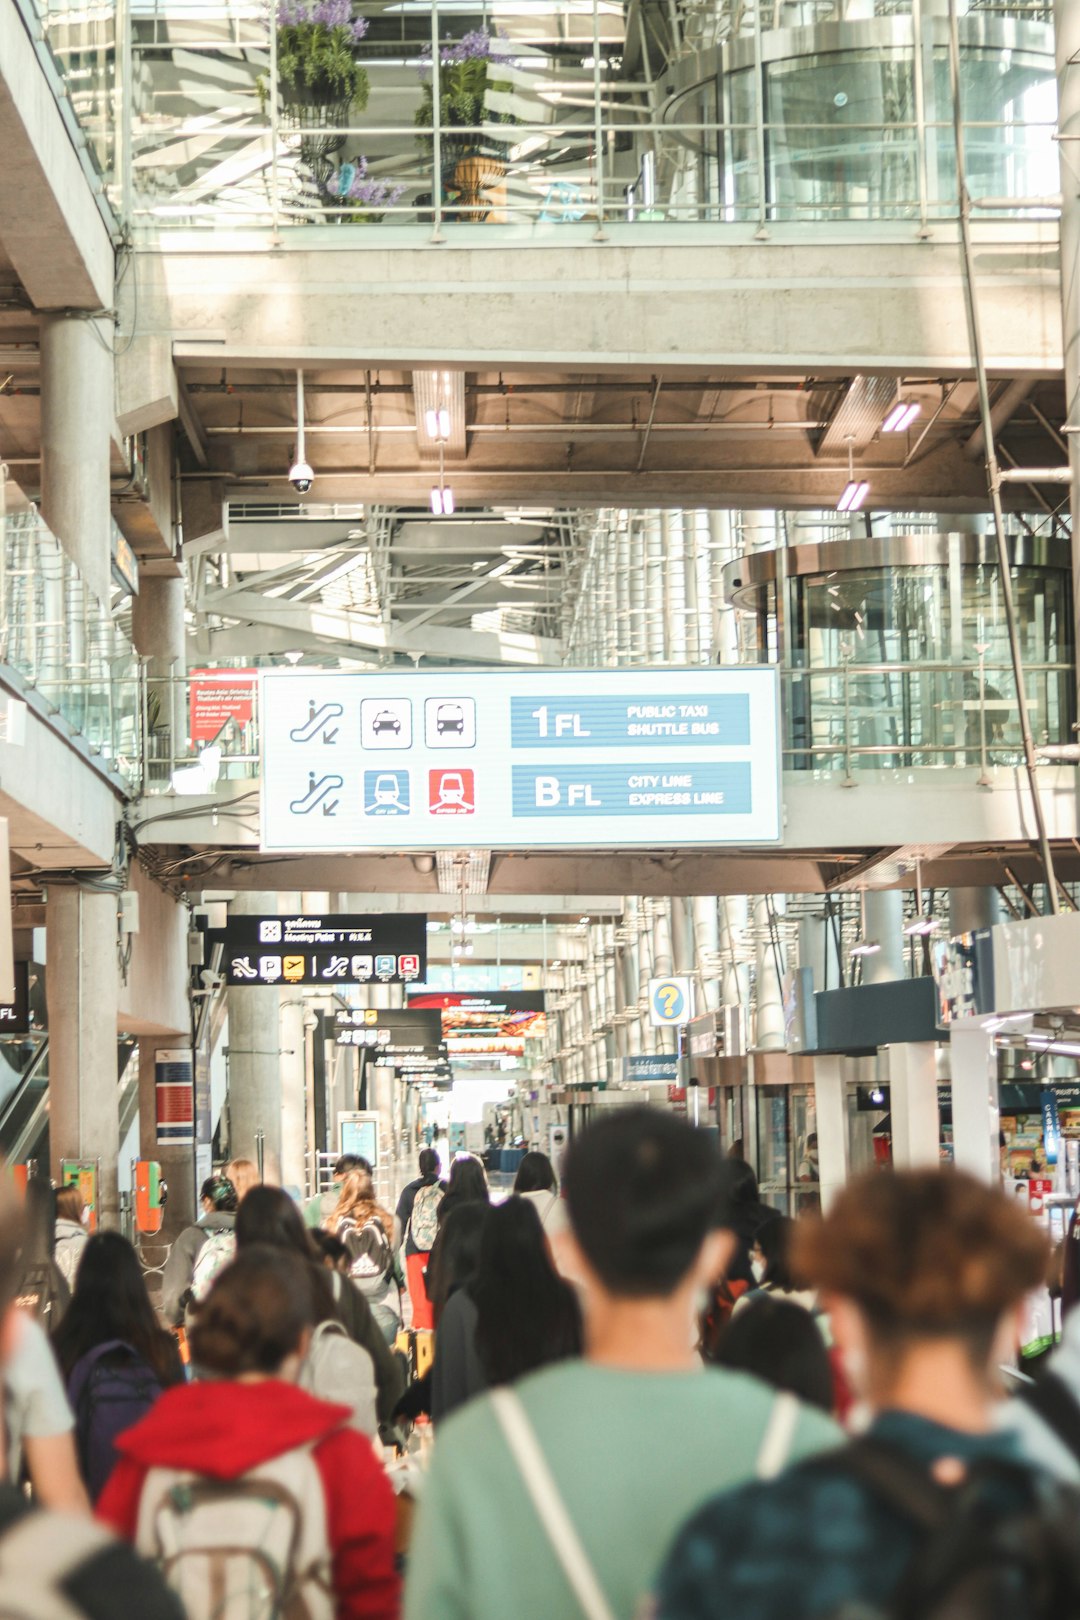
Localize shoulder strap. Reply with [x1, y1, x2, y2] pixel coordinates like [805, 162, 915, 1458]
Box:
[824, 1437, 953, 1533]
[491, 1388, 618, 1620]
[755, 1391, 801, 1480]
[1018, 1372, 1080, 1469]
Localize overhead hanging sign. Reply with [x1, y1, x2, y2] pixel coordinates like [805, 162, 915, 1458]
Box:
[623, 1055, 679, 1082]
[407, 991, 547, 1057]
[259, 668, 781, 852]
[211, 913, 427, 987]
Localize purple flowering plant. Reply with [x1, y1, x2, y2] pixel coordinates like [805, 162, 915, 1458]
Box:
[326, 155, 406, 220]
[415, 28, 516, 159]
[259, 0, 371, 110]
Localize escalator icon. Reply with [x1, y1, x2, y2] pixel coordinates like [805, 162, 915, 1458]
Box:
[290, 772, 344, 815]
[290, 701, 344, 744]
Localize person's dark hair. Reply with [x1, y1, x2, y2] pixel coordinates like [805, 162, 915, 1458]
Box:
[418, 1148, 439, 1177]
[473, 1197, 581, 1386]
[713, 1297, 834, 1412]
[53, 1232, 180, 1384]
[513, 1151, 557, 1196]
[189, 1245, 314, 1377]
[236, 1184, 336, 1324]
[793, 1167, 1050, 1368]
[55, 1185, 83, 1225]
[426, 1201, 488, 1325]
[444, 1154, 489, 1208]
[200, 1175, 238, 1213]
[333, 1154, 369, 1178]
[236, 1184, 311, 1257]
[564, 1107, 731, 1299]
[310, 1229, 350, 1270]
[727, 1158, 761, 1207]
[754, 1216, 797, 1292]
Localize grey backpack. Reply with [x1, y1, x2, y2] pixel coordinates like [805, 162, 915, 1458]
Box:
[298, 1319, 377, 1437]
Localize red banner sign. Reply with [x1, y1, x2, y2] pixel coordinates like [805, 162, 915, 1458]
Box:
[189, 669, 257, 743]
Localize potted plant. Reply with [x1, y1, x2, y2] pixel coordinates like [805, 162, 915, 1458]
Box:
[260, 0, 371, 185]
[415, 29, 516, 219]
[325, 157, 406, 223]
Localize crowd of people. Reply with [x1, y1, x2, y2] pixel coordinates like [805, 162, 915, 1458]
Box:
[5, 1110, 1080, 1619]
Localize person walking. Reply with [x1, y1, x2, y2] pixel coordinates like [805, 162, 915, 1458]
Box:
[98, 1246, 399, 1620]
[160, 1174, 238, 1327]
[405, 1108, 839, 1620]
[432, 1196, 582, 1425]
[54, 1232, 184, 1502]
[328, 1171, 401, 1345]
[53, 1184, 89, 1289]
[654, 1167, 1078, 1620]
[395, 1148, 444, 1331]
[0, 1174, 184, 1620]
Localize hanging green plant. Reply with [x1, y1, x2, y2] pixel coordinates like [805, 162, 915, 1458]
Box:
[258, 0, 370, 114]
[415, 30, 516, 166]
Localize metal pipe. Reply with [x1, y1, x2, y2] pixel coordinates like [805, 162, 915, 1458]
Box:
[948, 0, 1059, 915]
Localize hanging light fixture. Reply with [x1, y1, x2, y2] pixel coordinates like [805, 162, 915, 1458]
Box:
[288, 370, 314, 492]
[837, 439, 870, 512]
[882, 400, 921, 434]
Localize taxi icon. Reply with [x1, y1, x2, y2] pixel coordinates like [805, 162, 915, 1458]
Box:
[372, 710, 401, 735]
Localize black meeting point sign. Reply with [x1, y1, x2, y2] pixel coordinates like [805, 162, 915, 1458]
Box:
[208, 913, 428, 988]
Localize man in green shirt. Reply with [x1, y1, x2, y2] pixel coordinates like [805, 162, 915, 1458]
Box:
[405, 1107, 841, 1620]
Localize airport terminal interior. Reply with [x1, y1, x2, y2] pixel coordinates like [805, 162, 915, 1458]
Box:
[6, 0, 1080, 1610]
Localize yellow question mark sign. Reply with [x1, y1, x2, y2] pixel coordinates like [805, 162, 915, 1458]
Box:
[658, 983, 682, 1019]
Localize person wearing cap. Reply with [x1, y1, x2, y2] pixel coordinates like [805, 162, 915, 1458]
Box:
[160, 1174, 239, 1327]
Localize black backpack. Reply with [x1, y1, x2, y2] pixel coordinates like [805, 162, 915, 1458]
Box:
[68, 1340, 164, 1503]
[13, 1260, 69, 1334]
[824, 1437, 1080, 1620]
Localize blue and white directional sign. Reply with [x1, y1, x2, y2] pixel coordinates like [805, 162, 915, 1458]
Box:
[260, 668, 781, 853]
[649, 977, 694, 1027]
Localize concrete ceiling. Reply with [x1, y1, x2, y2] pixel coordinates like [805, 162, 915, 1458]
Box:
[172, 362, 1070, 514]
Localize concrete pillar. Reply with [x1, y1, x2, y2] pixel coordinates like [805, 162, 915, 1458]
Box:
[754, 895, 785, 1050]
[132, 574, 187, 766]
[46, 886, 121, 1226]
[721, 896, 750, 1013]
[39, 314, 114, 606]
[692, 897, 722, 1013]
[949, 1023, 1000, 1183]
[278, 994, 308, 1195]
[799, 910, 842, 993]
[1055, 0, 1080, 719]
[948, 888, 1002, 936]
[226, 891, 283, 1182]
[138, 1035, 197, 1245]
[886, 1043, 939, 1168]
[813, 1053, 849, 1211]
[862, 891, 904, 984]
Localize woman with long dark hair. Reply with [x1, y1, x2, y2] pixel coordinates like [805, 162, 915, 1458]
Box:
[52, 1232, 184, 1501]
[432, 1197, 582, 1424]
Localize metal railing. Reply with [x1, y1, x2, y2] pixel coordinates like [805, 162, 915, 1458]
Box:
[105, 0, 1058, 234]
[0, 485, 141, 790]
[780, 658, 1074, 777]
[139, 658, 1077, 800]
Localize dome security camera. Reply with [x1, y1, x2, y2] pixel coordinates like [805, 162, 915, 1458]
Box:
[289, 459, 314, 494]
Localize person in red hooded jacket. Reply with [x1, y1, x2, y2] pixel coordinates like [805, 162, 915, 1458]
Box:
[97, 1244, 398, 1620]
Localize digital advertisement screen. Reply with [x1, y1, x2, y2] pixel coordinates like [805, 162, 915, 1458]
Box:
[407, 991, 548, 1058]
[260, 668, 780, 852]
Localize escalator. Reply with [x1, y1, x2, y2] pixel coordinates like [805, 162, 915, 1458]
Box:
[0, 1037, 140, 1170]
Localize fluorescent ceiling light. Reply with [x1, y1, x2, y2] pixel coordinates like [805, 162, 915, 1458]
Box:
[837, 480, 870, 513]
[882, 401, 922, 434]
[903, 917, 940, 937]
[850, 940, 881, 957]
[430, 485, 455, 516]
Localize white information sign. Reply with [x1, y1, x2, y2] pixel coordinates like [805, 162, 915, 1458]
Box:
[649, 977, 694, 1027]
[260, 668, 781, 853]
